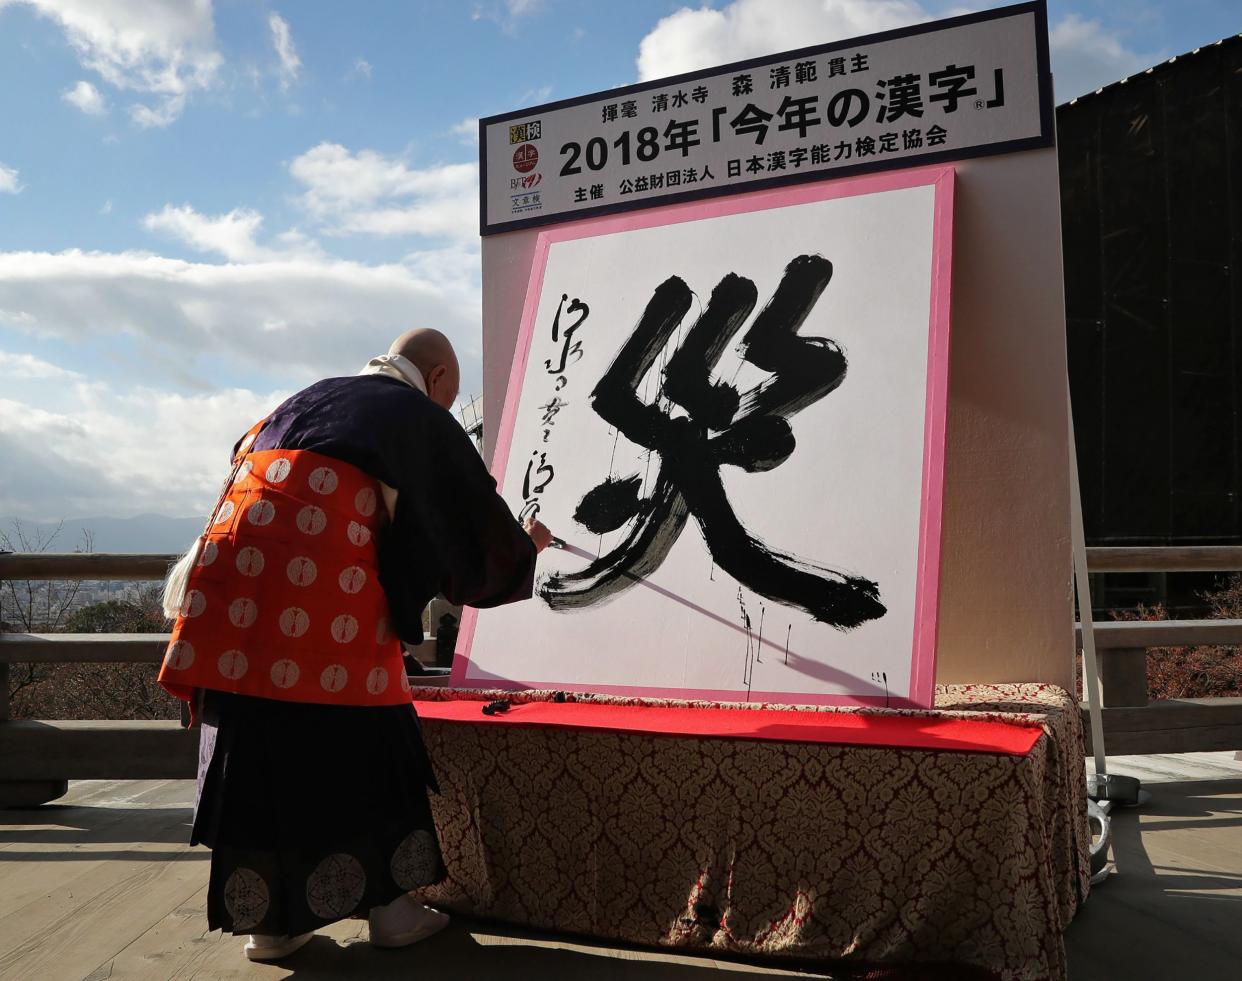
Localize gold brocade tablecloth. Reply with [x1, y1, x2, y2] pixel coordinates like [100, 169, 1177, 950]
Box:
[410, 683, 1090, 981]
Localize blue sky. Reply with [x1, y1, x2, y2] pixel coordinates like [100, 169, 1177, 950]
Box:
[0, 0, 1238, 523]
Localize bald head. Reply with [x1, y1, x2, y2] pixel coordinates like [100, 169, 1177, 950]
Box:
[389, 328, 459, 410]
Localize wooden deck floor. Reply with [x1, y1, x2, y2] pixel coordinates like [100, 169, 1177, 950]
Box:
[0, 754, 1239, 980]
[1066, 751, 1242, 980]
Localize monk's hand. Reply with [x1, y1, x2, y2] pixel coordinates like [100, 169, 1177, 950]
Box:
[523, 517, 553, 554]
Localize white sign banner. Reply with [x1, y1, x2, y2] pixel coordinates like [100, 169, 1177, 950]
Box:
[458, 170, 955, 705]
[480, 1, 1052, 235]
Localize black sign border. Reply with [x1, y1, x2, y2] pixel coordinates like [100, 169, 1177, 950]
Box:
[479, 0, 1052, 236]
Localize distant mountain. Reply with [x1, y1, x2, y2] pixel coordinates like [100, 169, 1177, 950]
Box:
[1, 514, 202, 555]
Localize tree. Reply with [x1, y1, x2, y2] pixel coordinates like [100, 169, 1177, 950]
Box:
[1, 522, 179, 720]
[46, 588, 179, 720]
[1094, 577, 1242, 701]
[64, 593, 166, 634]
[1, 519, 92, 710]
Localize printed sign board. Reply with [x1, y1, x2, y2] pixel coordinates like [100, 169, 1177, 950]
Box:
[480, 0, 1051, 234]
[456, 168, 955, 706]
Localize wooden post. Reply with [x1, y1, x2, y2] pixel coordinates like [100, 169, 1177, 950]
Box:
[1099, 648, 1149, 707]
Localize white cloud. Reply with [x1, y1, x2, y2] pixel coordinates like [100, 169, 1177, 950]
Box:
[1049, 14, 1156, 101]
[130, 94, 186, 128]
[269, 12, 300, 92]
[0, 163, 21, 194]
[0, 247, 481, 389]
[451, 117, 479, 146]
[0, 239, 484, 519]
[100, 199, 113, 215]
[289, 143, 479, 242]
[636, 0, 929, 81]
[0, 384, 288, 519]
[634, 1, 1158, 105]
[350, 57, 373, 80]
[62, 79, 107, 115]
[0, 0, 222, 127]
[0, 350, 82, 380]
[517, 84, 552, 106]
[142, 204, 306, 262]
[471, 0, 544, 32]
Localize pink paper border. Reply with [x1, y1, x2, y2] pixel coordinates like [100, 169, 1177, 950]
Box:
[454, 166, 955, 709]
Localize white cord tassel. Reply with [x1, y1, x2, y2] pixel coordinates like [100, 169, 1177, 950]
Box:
[161, 538, 203, 619]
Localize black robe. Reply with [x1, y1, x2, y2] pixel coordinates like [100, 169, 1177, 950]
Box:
[194, 373, 535, 936]
[247, 372, 536, 632]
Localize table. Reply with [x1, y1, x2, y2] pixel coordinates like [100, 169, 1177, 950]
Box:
[410, 684, 1090, 981]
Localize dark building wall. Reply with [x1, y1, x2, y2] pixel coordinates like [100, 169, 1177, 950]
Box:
[1058, 37, 1242, 554]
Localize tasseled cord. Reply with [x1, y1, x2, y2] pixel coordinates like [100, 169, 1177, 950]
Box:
[161, 539, 201, 621]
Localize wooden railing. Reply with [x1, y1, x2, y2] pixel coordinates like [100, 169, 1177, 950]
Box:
[0, 553, 187, 805]
[0, 552, 451, 806]
[1077, 546, 1242, 755]
[2, 547, 1240, 804]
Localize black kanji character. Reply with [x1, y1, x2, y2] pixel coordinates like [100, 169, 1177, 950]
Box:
[522, 451, 554, 498]
[546, 294, 589, 375]
[539, 396, 568, 426]
[928, 64, 976, 112]
[875, 73, 923, 122]
[664, 117, 701, 155]
[775, 95, 821, 138]
[730, 102, 774, 144]
[540, 256, 886, 630]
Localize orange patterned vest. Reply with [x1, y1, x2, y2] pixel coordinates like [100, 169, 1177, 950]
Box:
[159, 425, 410, 707]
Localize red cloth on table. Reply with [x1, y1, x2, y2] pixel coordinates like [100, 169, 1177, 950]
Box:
[411, 699, 1043, 755]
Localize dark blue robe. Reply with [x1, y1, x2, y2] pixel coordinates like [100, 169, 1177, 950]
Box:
[193, 373, 535, 936]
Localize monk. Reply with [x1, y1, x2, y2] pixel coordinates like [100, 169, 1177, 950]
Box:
[159, 329, 550, 960]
